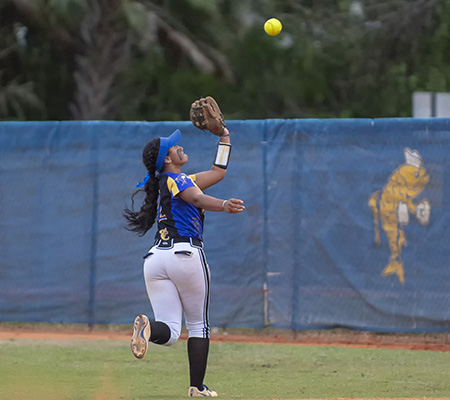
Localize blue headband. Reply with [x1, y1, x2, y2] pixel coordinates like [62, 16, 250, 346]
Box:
[155, 129, 181, 172]
[136, 172, 150, 188]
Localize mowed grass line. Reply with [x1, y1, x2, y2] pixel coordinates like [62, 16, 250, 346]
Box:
[0, 337, 449, 400]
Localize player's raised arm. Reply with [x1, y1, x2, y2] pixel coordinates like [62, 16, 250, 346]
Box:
[189, 97, 232, 190]
[193, 129, 231, 190]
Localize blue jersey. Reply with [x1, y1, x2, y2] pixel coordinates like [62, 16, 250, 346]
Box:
[155, 172, 205, 241]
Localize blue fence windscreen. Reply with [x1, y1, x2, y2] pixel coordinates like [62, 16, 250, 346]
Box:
[1, 119, 449, 332]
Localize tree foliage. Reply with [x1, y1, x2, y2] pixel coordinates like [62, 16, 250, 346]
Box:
[1, 0, 449, 121]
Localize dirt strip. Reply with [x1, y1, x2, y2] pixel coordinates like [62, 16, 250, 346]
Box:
[1, 326, 450, 351]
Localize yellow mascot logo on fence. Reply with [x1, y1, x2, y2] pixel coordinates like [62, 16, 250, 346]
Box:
[369, 148, 430, 284]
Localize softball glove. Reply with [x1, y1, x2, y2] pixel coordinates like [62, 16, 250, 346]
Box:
[190, 96, 226, 136]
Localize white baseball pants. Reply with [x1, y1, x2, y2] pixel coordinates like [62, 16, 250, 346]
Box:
[143, 241, 210, 346]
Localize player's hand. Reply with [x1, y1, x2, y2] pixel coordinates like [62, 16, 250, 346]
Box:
[223, 198, 245, 213]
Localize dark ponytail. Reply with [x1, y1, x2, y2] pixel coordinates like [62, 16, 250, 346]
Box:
[124, 138, 161, 236]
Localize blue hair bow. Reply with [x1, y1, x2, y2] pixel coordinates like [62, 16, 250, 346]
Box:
[136, 172, 150, 188]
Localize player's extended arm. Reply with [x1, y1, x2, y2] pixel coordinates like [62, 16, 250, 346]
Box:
[193, 129, 231, 191]
[178, 185, 244, 214]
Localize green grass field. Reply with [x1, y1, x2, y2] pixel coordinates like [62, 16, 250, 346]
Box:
[1, 336, 449, 400]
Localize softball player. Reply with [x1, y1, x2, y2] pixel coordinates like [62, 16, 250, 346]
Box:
[124, 128, 244, 397]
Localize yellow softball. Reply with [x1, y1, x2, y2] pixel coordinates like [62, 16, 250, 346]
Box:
[264, 18, 282, 36]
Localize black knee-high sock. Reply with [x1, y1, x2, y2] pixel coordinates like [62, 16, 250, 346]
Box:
[149, 321, 171, 344]
[188, 337, 210, 389]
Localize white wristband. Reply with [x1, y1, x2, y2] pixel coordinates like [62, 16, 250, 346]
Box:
[214, 143, 231, 169]
[222, 200, 227, 211]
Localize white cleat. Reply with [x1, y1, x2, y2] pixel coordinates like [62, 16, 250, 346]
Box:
[188, 385, 218, 397]
[130, 314, 151, 359]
